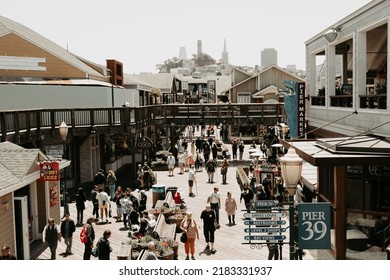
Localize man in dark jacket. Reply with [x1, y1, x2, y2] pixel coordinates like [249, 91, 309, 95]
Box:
[240, 184, 254, 214]
[42, 218, 61, 260]
[97, 230, 112, 260]
[60, 213, 76, 255]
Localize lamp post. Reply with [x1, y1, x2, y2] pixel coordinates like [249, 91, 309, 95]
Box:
[279, 147, 302, 260]
[59, 121, 69, 215]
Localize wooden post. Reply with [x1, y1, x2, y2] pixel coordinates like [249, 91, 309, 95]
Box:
[333, 166, 347, 259]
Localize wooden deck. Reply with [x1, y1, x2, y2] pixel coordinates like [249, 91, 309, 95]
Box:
[35, 153, 313, 260]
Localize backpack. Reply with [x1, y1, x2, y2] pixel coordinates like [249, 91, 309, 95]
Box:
[80, 226, 88, 243]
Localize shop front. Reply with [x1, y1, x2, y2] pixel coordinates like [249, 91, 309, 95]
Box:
[0, 142, 69, 259]
[282, 136, 390, 259]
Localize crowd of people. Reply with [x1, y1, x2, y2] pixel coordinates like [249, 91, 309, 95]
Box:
[13, 125, 312, 261]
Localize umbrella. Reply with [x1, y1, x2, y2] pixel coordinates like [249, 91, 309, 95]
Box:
[156, 150, 171, 156]
[271, 143, 283, 148]
[248, 148, 259, 154]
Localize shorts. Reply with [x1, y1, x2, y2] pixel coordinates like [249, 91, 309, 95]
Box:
[168, 164, 175, 170]
[188, 180, 194, 187]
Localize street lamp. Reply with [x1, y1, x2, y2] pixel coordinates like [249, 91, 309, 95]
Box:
[59, 121, 69, 215]
[279, 146, 303, 260]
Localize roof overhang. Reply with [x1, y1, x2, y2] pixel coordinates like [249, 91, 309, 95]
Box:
[281, 135, 390, 166]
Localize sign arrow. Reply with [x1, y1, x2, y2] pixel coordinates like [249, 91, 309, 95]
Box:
[243, 212, 286, 218]
[244, 220, 286, 226]
[244, 227, 287, 233]
[244, 235, 286, 240]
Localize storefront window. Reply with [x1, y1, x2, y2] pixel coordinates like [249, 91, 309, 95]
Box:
[347, 165, 390, 212]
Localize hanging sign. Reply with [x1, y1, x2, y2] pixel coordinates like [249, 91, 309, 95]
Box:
[39, 161, 59, 181]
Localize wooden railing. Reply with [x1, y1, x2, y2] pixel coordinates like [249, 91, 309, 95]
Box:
[0, 103, 284, 143]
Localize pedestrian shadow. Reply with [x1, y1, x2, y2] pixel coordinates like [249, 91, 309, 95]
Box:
[199, 248, 216, 256]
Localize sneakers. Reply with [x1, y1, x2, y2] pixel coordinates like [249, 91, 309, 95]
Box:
[211, 248, 216, 254]
[185, 256, 190, 260]
[191, 256, 195, 260]
[205, 245, 210, 250]
[189, 193, 196, 197]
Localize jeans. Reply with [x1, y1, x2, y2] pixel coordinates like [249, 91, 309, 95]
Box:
[64, 236, 73, 253]
[109, 184, 116, 200]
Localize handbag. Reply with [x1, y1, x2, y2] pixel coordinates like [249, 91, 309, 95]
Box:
[180, 219, 191, 243]
[180, 232, 187, 243]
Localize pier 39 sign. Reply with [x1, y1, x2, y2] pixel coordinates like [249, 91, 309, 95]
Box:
[298, 203, 331, 249]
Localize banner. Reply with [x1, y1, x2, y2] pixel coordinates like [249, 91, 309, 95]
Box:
[39, 161, 59, 181]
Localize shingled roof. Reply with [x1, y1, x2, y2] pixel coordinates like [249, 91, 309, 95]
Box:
[0, 141, 47, 193]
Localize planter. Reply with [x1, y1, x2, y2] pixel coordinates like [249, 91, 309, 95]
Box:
[168, 214, 186, 232]
[156, 249, 174, 260]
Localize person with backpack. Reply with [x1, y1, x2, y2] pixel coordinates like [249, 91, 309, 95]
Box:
[82, 216, 95, 260]
[42, 217, 61, 260]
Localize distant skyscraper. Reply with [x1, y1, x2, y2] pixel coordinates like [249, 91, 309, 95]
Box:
[261, 48, 278, 68]
[179, 46, 187, 60]
[221, 39, 229, 66]
[197, 40, 202, 56]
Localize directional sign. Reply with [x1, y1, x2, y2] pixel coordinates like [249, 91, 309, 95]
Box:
[244, 235, 286, 241]
[244, 220, 286, 226]
[255, 200, 277, 208]
[243, 212, 286, 218]
[244, 227, 286, 233]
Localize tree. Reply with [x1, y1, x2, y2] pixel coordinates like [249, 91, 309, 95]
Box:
[156, 57, 183, 73]
[192, 53, 216, 67]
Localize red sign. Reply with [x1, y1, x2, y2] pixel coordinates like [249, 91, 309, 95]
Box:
[39, 161, 59, 181]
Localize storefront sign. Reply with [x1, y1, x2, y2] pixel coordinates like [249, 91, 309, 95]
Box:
[39, 161, 59, 181]
[49, 184, 59, 207]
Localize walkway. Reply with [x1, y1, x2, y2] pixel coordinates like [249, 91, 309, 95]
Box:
[35, 143, 315, 260]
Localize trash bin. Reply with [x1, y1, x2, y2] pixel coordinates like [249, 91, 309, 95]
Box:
[166, 186, 178, 197]
[152, 184, 165, 208]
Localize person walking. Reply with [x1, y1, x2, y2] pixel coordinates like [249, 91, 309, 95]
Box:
[96, 188, 110, 223]
[83, 216, 95, 260]
[240, 183, 254, 214]
[60, 213, 76, 255]
[93, 168, 106, 191]
[225, 192, 237, 226]
[114, 186, 123, 222]
[75, 187, 86, 226]
[91, 185, 99, 221]
[180, 212, 199, 260]
[238, 139, 245, 160]
[207, 187, 221, 227]
[188, 165, 197, 197]
[205, 158, 217, 183]
[220, 158, 229, 184]
[167, 153, 176, 177]
[97, 230, 112, 260]
[120, 193, 132, 229]
[106, 170, 117, 200]
[177, 151, 185, 174]
[211, 143, 218, 160]
[42, 218, 61, 260]
[200, 203, 217, 253]
[231, 137, 238, 161]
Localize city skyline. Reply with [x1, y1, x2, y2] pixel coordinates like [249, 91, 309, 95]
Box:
[2, 0, 372, 74]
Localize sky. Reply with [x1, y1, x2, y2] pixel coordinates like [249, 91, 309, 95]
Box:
[2, 0, 372, 74]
